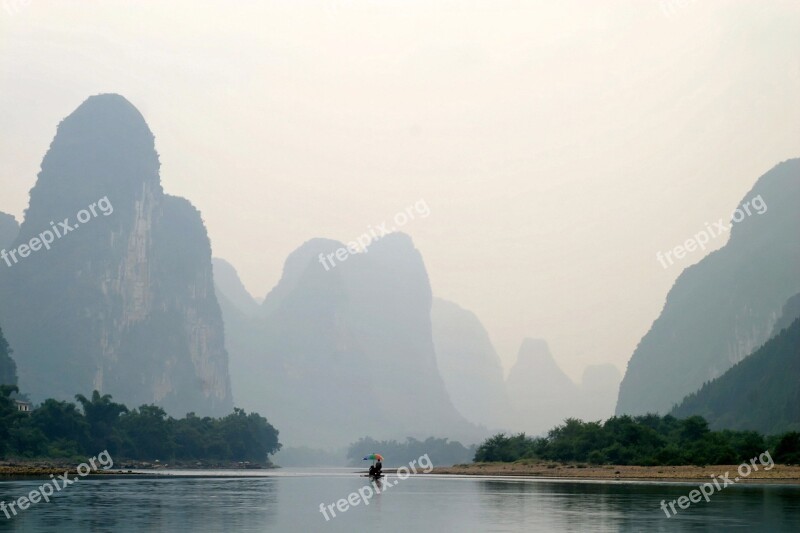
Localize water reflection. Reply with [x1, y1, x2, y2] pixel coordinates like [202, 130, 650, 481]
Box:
[0, 474, 798, 532]
[477, 478, 800, 531]
[0, 478, 278, 532]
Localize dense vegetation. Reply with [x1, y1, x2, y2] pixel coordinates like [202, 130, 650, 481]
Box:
[0, 388, 281, 463]
[347, 436, 475, 467]
[474, 414, 800, 466]
[672, 318, 800, 435]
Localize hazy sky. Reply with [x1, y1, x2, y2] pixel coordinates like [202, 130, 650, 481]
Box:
[2, 1, 798, 380]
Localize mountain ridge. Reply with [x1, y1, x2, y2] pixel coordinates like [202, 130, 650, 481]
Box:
[617, 158, 800, 415]
[0, 94, 233, 416]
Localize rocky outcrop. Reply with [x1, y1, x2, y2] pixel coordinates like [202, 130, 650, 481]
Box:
[0, 94, 232, 415]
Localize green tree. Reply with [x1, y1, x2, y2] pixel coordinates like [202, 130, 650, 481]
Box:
[774, 432, 800, 464]
[75, 390, 128, 453]
[680, 416, 711, 442]
[30, 399, 90, 455]
[119, 405, 176, 460]
[217, 408, 281, 462]
[0, 385, 22, 455]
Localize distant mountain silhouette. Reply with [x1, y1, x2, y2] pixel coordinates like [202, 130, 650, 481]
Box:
[217, 234, 483, 447]
[617, 159, 800, 416]
[0, 212, 20, 385]
[0, 94, 232, 415]
[507, 338, 622, 435]
[213, 258, 260, 317]
[580, 364, 622, 422]
[212, 258, 264, 412]
[507, 338, 580, 435]
[431, 297, 510, 429]
[0, 212, 18, 251]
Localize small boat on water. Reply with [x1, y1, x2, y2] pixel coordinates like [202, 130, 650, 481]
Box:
[363, 452, 384, 480]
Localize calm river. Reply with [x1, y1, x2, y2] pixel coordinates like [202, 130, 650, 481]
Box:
[1, 469, 798, 532]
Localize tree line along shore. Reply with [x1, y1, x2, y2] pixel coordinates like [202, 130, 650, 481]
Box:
[4, 386, 800, 481]
[1, 387, 281, 467]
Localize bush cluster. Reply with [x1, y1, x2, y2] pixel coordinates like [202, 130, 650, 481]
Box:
[474, 415, 800, 466]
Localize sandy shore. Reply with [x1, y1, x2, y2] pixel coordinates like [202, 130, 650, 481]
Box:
[429, 462, 800, 484]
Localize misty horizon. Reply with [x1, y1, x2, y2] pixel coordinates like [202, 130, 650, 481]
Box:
[3, 1, 798, 382]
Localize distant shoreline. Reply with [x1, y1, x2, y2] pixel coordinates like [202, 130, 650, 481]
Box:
[0, 459, 276, 478]
[428, 462, 800, 484]
[5, 461, 799, 485]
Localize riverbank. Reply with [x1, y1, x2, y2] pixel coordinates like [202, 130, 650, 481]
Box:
[430, 462, 800, 484]
[0, 459, 275, 477]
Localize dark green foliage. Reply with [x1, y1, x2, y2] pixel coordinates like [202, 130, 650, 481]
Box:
[0, 385, 24, 456]
[346, 436, 474, 467]
[474, 433, 541, 462]
[215, 408, 282, 463]
[75, 391, 129, 454]
[0, 390, 281, 463]
[117, 405, 175, 459]
[31, 399, 91, 453]
[473, 414, 788, 466]
[773, 432, 800, 464]
[671, 318, 800, 435]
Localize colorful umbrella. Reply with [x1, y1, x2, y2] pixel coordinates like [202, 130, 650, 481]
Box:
[363, 453, 383, 462]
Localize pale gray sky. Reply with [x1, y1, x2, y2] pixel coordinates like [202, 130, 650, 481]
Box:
[2, 0, 798, 380]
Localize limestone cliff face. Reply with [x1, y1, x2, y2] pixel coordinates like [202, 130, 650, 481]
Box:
[617, 159, 800, 416]
[0, 94, 232, 415]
